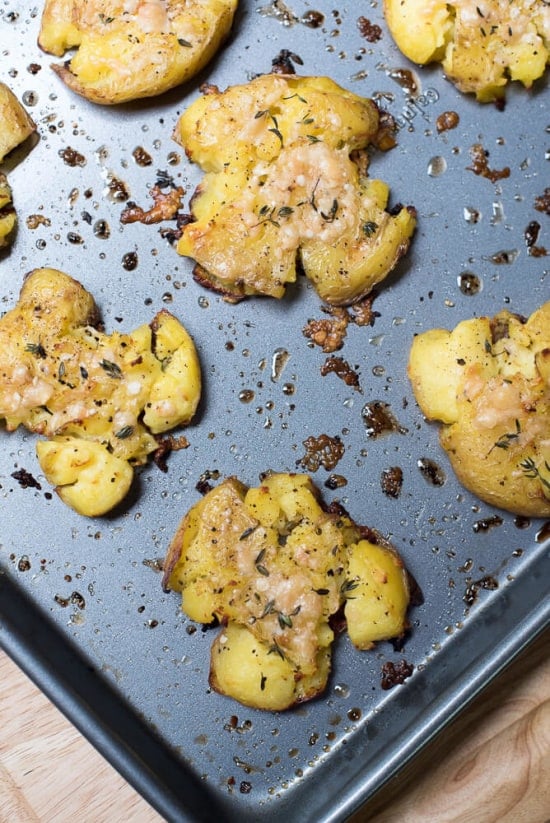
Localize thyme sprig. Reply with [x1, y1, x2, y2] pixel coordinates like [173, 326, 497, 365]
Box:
[520, 457, 550, 491]
[489, 419, 521, 453]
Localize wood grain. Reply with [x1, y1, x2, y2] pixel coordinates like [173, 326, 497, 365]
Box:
[0, 630, 548, 822]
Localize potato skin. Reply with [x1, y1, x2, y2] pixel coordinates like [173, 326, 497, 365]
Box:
[0, 268, 201, 515]
[0, 174, 16, 249]
[384, 0, 550, 102]
[173, 74, 416, 305]
[0, 82, 36, 161]
[38, 0, 238, 104]
[408, 303, 550, 516]
[164, 472, 411, 711]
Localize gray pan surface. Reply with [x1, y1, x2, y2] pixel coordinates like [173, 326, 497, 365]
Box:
[0, 2, 549, 821]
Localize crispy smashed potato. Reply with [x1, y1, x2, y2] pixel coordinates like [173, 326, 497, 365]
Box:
[0, 174, 16, 250]
[0, 82, 36, 161]
[0, 268, 201, 516]
[408, 302, 550, 516]
[38, 0, 238, 105]
[163, 473, 410, 711]
[384, 0, 550, 102]
[172, 74, 416, 305]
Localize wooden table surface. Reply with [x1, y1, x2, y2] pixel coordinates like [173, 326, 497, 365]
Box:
[1, 629, 548, 823]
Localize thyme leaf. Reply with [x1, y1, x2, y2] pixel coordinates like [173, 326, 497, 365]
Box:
[520, 457, 550, 491]
[115, 425, 134, 440]
[25, 342, 47, 359]
[99, 359, 122, 379]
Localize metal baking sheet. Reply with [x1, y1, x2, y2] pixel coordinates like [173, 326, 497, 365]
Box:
[1, 3, 549, 821]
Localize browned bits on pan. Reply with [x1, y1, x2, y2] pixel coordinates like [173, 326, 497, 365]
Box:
[362, 401, 407, 438]
[417, 457, 446, 486]
[303, 306, 349, 352]
[524, 220, 548, 257]
[436, 110, 460, 133]
[463, 575, 499, 607]
[473, 515, 503, 533]
[11, 467, 41, 489]
[381, 466, 403, 499]
[302, 10, 324, 28]
[324, 473, 347, 490]
[534, 187, 550, 216]
[121, 185, 185, 225]
[381, 659, 414, 690]
[357, 16, 382, 42]
[132, 146, 153, 167]
[270, 49, 303, 75]
[320, 356, 361, 390]
[26, 214, 51, 229]
[152, 434, 189, 473]
[303, 294, 380, 352]
[467, 143, 510, 183]
[299, 434, 345, 472]
[58, 146, 86, 167]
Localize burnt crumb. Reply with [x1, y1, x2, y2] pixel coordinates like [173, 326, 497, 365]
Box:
[302, 10, 324, 27]
[417, 457, 445, 487]
[473, 515, 503, 533]
[298, 433, 345, 472]
[380, 466, 403, 499]
[320, 355, 361, 390]
[271, 49, 303, 75]
[199, 82, 221, 95]
[58, 146, 86, 167]
[239, 781, 252, 794]
[463, 575, 499, 607]
[152, 434, 189, 472]
[303, 306, 349, 352]
[303, 294, 380, 352]
[534, 187, 550, 216]
[132, 146, 153, 167]
[142, 557, 164, 572]
[121, 185, 185, 225]
[524, 220, 548, 257]
[381, 659, 414, 690]
[196, 468, 221, 495]
[362, 401, 407, 438]
[466, 143, 510, 183]
[27, 63, 42, 74]
[324, 473, 348, 490]
[357, 15, 382, 42]
[436, 110, 460, 133]
[105, 173, 129, 202]
[11, 468, 41, 490]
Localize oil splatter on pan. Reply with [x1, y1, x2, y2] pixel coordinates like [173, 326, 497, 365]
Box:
[0, 2, 549, 821]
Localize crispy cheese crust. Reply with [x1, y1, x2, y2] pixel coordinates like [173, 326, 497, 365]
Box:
[163, 473, 410, 710]
[38, 0, 238, 104]
[408, 302, 550, 516]
[0, 268, 201, 515]
[173, 74, 416, 305]
[384, 0, 550, 102]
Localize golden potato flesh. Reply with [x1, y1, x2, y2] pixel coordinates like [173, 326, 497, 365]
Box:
[0, 173, 16, 249]
[384, 0, 550, 102]
[163, 472, 410, 711]
[0, 268, 201, 516]
[408, 302, 550, 516]
[0, 82, 36, 161]
[38, 0, 238, 104]
[173, 74, 416, 305]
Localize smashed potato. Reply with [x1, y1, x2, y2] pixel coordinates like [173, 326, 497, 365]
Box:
[0, 268, 201, 516]
[408, 302, 550, 516]
[163, 473, 410, 711]
[173, 74, 416, 304]
[0, 174, 16, 249]
[0, 82, 36, 161]
[384, 0, 550, 102]
[38, 0, 238, 105]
